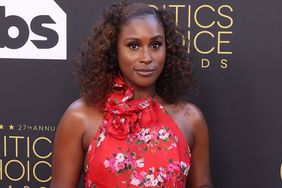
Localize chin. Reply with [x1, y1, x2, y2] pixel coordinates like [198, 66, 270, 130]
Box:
[131, 77, 157, 88]
[122, 70, 161, 88]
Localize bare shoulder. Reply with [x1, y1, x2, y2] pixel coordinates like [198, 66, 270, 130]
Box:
[169, 101, 208, 139]
[179, 102, 206, 126]
[177, 102, 212, 187]
[56, 98, 103, 150]
[62, 98, 102, 124]
[169, 101, 206, 123]
[51, 98, 103, 187]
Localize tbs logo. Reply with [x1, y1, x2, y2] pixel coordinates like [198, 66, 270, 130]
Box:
[0, 0, 67, 60]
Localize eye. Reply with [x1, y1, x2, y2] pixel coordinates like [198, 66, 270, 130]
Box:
[151, 41, 162, 49]
[127, 42, 139, 50]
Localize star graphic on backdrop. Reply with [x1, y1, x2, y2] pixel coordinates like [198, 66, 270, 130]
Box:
[9, 124, 14, 130]
[0, 124, 4, 130]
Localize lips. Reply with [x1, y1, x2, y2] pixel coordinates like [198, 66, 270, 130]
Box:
[134, 67, 156, 77]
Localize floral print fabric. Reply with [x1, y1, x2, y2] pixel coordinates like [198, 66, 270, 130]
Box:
[84, 75, 191, 188]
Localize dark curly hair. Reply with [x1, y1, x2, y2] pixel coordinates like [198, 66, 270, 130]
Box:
[75, 0, 195, 104]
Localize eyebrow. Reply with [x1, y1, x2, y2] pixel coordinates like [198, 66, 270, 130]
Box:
[124, 35, 164, 42]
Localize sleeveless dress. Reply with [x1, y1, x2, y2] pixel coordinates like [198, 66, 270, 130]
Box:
[84, 75, 191, 188]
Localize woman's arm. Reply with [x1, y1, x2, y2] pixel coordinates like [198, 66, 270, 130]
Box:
[185, 103, 213, 188]
[50, 101, 88, 188]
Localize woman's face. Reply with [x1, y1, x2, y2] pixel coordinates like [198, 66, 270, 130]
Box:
[117, 15, 166, 89]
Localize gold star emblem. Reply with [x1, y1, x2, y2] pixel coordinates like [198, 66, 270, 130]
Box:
[0, 124, 4, 130]
[9, 124, 14, 130]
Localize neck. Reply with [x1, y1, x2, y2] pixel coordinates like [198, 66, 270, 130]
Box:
[131, 85, 156, 99]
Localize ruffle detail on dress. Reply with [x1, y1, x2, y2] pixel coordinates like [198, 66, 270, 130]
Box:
[102, 74, 158, 140]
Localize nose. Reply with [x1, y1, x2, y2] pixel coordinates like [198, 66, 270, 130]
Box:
[139, 47, 152, 64]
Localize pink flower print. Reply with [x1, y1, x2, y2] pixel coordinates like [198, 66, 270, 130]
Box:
[144, 174, 155, 187]
[131, 160, 137, 168]
[170, 161, 180, 171]
[158, 128, 170, 140]
[128, 161, 191, 187]
[180, 161, 187, 168]
[108, 158, 117, 172]
[158, 128, 165, 135]
[139, 101, 150, 108]
[140, 171, 147, 177]
[144, 135, 152, 142]
[130, 172, 145, 186]
[156, 174, 164, 183]
[137, 128, 150, 139]
[96, 130, 106, 147]
[122, 95, 130, 102]
[152, 179, 159, 186]
[130, 177, 141, 186]
[143, 128, 150, 134]
[115, 153, 125, 162]
[117, 162, 125, 170]
[120, 117, 125, 123]
[103, 159, 110, 168]
[136, 158, 144, 168]
[114, 161, 119, 171]
[180, 161, 190, 176]
[149, 167, 155, 173]
[168, 163, 173, 169]
[104, 150, 146, 175]
[159, 167, 166, 176]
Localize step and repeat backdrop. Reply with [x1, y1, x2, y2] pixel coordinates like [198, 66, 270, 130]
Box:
[0, 0, 282, 187]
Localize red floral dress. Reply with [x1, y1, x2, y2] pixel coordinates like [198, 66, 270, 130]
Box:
[84, 75, 191, 188]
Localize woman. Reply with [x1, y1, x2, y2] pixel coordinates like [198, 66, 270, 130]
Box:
[50, 1, 212, 188]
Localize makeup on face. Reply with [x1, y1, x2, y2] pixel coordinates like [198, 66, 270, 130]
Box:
[117, 15, 166, 90]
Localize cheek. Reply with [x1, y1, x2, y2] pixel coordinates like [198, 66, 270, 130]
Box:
[118, 48, 135, 67]
[157, 49, 166, 68]
[161, 50, 166, 64]
[158, 51, 166, 75]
